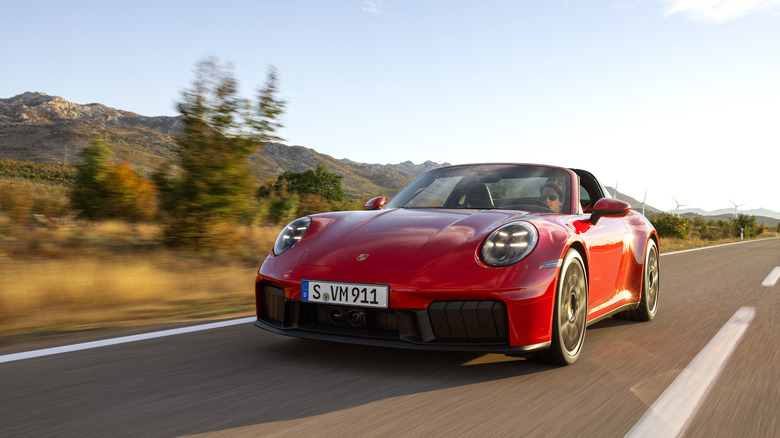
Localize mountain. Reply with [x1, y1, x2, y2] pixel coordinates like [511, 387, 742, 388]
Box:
[0, 92, 449, 199]
[0, 92, 182, 171]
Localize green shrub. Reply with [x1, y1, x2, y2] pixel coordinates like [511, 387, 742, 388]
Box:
[650, 213, 692, 239]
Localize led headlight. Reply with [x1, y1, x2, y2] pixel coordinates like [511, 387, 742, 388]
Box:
[273, 217, 312, 256]
[480, 222, 538, 267]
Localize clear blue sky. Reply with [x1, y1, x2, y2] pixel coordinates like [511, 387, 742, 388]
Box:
[2, 0, 779, 214]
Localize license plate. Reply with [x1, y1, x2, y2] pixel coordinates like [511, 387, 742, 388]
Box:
[301, 280, 389, 309]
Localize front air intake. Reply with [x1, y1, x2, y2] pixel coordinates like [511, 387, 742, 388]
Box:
[260, 284, 286, 323]
[428, 301, 508, 340]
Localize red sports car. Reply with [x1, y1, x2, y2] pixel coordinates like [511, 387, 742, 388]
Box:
[255, 164, 659, 365]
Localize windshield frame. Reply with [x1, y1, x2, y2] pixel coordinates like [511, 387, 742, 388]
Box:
[385, 164, 576, 214]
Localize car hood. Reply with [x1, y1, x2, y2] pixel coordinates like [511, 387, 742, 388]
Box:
[298, 208, 530, 270]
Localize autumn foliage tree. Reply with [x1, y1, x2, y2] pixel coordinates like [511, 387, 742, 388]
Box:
[100, 162, 157, 219]
[71, 138, 157, 221]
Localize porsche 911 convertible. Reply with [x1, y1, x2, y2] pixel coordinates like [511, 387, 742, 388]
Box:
[254, 163, 659, 365]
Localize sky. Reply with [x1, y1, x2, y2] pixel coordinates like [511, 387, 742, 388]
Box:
[2, 0, 779, 215]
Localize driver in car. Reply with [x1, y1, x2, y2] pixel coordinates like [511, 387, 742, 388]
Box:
[540, 181, 564, 213]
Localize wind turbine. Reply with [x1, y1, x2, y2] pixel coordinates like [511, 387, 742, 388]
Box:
[672, 197, 689, 218]
[729, 200, 745, 218]
[630, 189, 649, 216]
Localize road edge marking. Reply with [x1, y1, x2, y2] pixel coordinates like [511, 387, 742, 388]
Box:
[0, 316, 256, 364]
[762, 267, 780, 287]
[625, 307, 755, 438]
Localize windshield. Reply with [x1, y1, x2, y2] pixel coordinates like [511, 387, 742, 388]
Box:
[385, 165, 571, 213]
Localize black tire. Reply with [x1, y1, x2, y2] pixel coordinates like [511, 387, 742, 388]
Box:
[629, 239, 660, 321]
[534, 249, 588, 366]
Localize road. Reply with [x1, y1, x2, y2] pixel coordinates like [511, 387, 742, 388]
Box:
[1, 238, 778, 437]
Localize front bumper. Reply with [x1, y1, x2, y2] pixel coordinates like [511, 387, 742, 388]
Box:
[255, 282, 551, 354]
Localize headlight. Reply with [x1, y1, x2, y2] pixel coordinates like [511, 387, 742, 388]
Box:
[273, 217, 312, 256]
[480, 222, 538, 267]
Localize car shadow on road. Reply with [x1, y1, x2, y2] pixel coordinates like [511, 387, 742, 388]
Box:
[190, 335, 559, 429]
[587, 316, 639, 330]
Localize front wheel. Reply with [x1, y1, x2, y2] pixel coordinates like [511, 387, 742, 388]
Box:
[534, 249, 588, 366]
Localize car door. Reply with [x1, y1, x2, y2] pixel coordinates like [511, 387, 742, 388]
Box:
[582, 215, 631, 317]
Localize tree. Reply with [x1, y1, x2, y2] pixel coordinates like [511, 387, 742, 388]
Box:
[296, 193, 332, 217]
[157, 57, 286, 247]
[262, 179, 301, 225]
[265, 165, 346, 202]
[71, 138, 113, 219]
[244, 66, 286, 144]
[731, 214, 758, 238]
[71, 138, 157, 221]
[101, 162, 157, 220]
[257, 165, 349, 223]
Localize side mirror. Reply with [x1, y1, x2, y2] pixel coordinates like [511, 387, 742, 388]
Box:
[589, 198, 630, 225]
[365, 196, 387, 210]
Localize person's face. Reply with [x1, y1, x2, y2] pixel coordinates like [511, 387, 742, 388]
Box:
[541, 187, 562, 212]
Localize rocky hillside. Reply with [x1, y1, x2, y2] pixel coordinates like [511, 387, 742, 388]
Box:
[0, 92, 448, 199]
[0, 92, 181, 172]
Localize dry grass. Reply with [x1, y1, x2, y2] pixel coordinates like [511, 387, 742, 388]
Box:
[0, 255, 257, 336]
[0, 216, 281, 338]
[658, 230, 777, 253]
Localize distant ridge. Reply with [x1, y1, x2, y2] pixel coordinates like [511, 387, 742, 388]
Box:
[678, 207, 780, 220]
[0, 92, 447, 199]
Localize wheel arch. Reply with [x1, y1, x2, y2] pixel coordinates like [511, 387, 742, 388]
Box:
[566, 240, 589, 290]
[649, 231, 659, 255]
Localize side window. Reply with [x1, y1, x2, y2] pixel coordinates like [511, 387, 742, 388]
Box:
[579, 182, 592, 212]
[573, 169, 604, 213]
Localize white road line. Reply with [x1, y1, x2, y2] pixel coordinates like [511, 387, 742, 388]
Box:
[625, 307, 755, 438]
[762, 267, 780, 287]
[0, 316, 256, 365]
[660, 237, 780, 257]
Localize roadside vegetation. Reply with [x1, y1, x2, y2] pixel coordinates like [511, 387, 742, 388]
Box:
[648, 212, 776, 252]
[0, 157, 76, 186]
[0, 58, 364, 341]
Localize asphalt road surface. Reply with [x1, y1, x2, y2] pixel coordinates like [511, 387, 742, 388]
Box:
[1, 238, 778, 437]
